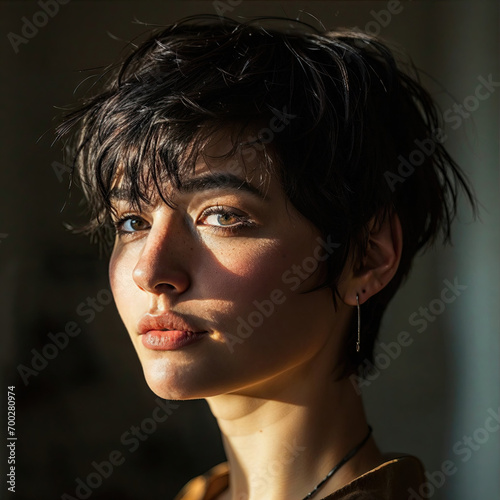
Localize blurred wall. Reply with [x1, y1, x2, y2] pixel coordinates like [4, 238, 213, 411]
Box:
[1, 1, 498, 499]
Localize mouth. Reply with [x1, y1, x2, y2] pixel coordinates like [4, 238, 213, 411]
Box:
[141, 329, 208, 350]
[137, 313, 208, 351]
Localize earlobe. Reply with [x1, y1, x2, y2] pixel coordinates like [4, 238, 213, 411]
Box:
[342, 211, 403, 306]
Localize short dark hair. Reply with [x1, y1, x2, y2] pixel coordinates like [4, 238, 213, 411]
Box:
[57, 14, 476, 376]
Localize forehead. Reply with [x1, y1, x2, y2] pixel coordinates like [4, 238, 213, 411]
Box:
[191, 131, 273, 189]
[109, 130, 275, 206]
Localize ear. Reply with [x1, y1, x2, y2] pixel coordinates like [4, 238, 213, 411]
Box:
[340, 211, 403, 306]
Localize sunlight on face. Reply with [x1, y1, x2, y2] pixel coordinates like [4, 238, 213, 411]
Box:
[108, 133, 349, 400]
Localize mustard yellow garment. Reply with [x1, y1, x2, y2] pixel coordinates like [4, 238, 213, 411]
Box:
[174, 454, 426, 500]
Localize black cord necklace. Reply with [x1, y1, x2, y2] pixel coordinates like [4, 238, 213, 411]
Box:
[301, 426, 373, 500]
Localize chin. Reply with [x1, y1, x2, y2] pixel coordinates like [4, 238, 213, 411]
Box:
[141, 357, 222, 401]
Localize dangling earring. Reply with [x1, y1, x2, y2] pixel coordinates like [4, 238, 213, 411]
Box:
[356, 294, 361, 353]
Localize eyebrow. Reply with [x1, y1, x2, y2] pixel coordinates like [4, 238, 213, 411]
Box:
[109, 173, 268, 203]
[180, 173, 268, 200]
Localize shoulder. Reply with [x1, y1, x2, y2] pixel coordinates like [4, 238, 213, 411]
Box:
[322, 454, 425, 500]
[174, 455, 425, 500]
[173, 462, 229, 500]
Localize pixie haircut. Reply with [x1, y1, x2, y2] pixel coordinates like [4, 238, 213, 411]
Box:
[57, 15, 475, 376]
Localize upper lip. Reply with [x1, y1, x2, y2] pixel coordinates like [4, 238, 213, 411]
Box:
[137, 312, 207, 335]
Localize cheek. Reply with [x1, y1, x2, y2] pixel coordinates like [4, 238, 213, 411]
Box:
[199, 238, 291, 303]
[108, 246, 141, 324]
[199, 234, 329, 331]
[202, 223, 325, 301]
[108, 246, 124, 299]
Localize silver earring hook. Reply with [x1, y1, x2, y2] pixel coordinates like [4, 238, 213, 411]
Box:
[356, 294, 361, 353]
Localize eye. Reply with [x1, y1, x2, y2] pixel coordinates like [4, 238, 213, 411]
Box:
[205, 211, 240, 227]
[199, 206, 255, 232]
[114, 215, 150, 235]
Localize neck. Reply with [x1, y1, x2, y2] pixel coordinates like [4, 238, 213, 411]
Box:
[206, 359, 383, 500]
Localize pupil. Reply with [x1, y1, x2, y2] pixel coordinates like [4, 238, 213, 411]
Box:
[131, 218, 142, 230]
[220, 214, 234, 225]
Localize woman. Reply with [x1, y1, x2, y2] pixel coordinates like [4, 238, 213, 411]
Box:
[57, 15, 475, 500]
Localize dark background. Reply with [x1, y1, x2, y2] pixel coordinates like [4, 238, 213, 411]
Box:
[1, 1, 499, 499]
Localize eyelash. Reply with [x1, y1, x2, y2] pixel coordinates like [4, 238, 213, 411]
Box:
[199, 205, 256, 234]
[112, 206, 255, 237]
[113, 214, 149, 237]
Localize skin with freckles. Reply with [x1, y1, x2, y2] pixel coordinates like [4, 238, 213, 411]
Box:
[108, 135, 403, 500]
[109, 148, 346, 400]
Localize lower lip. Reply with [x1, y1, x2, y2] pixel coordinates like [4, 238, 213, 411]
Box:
[141, 330, 207, 350]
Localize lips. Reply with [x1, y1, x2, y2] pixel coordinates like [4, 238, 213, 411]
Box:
[137, 312, 208, 351]
[137, 312, 206, 334]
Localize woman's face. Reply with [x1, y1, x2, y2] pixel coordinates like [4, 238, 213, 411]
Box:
[109, 136, 349, 400]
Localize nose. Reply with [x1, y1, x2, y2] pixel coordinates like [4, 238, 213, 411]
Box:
[132, 218, 191, 296]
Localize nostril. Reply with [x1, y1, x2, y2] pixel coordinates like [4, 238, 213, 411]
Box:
[157, 283, 177, 291]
